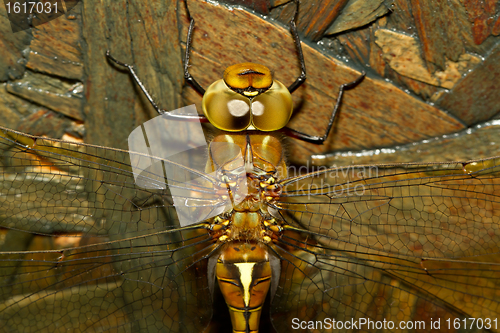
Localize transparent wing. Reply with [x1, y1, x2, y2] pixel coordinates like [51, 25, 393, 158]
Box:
[0, 126, 221, 332]
[271, 159, 500, 332]
[3, 122, 500, 333]
[128, 107, 246, 226]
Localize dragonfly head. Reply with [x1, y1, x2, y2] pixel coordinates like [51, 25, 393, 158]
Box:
[223, 63, 273, 97]
[202, 63, 293, 132]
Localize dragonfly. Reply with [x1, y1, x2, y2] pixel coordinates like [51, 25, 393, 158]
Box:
[1, 1, 500, 333]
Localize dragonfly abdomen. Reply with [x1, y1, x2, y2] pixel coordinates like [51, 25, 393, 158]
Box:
[216, 241, 272, 333]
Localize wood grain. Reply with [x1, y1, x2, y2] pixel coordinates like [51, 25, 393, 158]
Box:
[0, 1, 499, 331]
[0, 0, 498, 167]
[0, 11, 30, 81]
[436, 42, 500, 126]
[81, 0, 182, 150]
[464, 0, 498, 45]
[27, 13, 83, 79]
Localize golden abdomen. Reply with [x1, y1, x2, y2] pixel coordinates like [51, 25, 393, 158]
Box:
[216, 242, 272, 333]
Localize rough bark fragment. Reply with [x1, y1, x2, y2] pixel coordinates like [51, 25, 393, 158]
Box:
[411, 0, 444, 71]
[82, 0, 182, 149]
[410, 0, 470, 72]
[492, 14, 500, 35]
[0, 12, 31, 81]
[463, 0, 497, 44]
[7, 82, 83, 120]
[0, 86, 23, 128]
[375, 29, 481, 89]
[0, 82, 35, 124]
[336, 28, 371, 67]
[386, 0, 414, 34]
[390, 69, 438, 100]
[26, 15, 83, 79]
[272, 0, 350, 41]
[438, 0, 466, 61]
[16, 109, 72, 138]
[26, 53, 83, 80]
[300, 0, 350, 41]
[272, 0, 290, 6]
[5, 67, 83, 119]
[326, 0, 393, 35]
[368, 36, 387, 77]
[220, 0, 271, 14]
[436, 43, 500, 125]
[370, 16, 439, 99]
[447, 0, 494, 55]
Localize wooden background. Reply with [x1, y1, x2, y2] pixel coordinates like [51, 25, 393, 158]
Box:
[0, 1, 500, 332]
[1, 0, 499, 166]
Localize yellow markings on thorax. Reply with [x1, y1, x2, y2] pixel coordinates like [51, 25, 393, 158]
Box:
[224, 134, 235, 143]
[234, 262, 256, 307]
[261, 135, 273, 147]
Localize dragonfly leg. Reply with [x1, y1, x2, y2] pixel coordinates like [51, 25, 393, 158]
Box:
[105, 50, 165, 115]
[285, 72, 365, 144]
[287, 0, 306, 94]
[106, 49, 209, 122]
[183, 0, 206, 96]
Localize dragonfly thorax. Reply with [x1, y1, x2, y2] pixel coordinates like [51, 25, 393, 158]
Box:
[207, 133, 287, 178]
[206, 133, 286, 244]
[208, 133, 285, 215]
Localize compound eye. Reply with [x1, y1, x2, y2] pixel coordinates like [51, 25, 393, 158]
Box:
[251, 80, 293, 131]
[202, 80, 252, 131]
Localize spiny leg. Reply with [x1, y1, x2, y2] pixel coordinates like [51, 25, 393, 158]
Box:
[106, 1, 209, 121]
[286, 72, 366, 144]
[287, 0, 306, 94]
[106, 50, 165, 115]
[183, 0, 205, 96]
